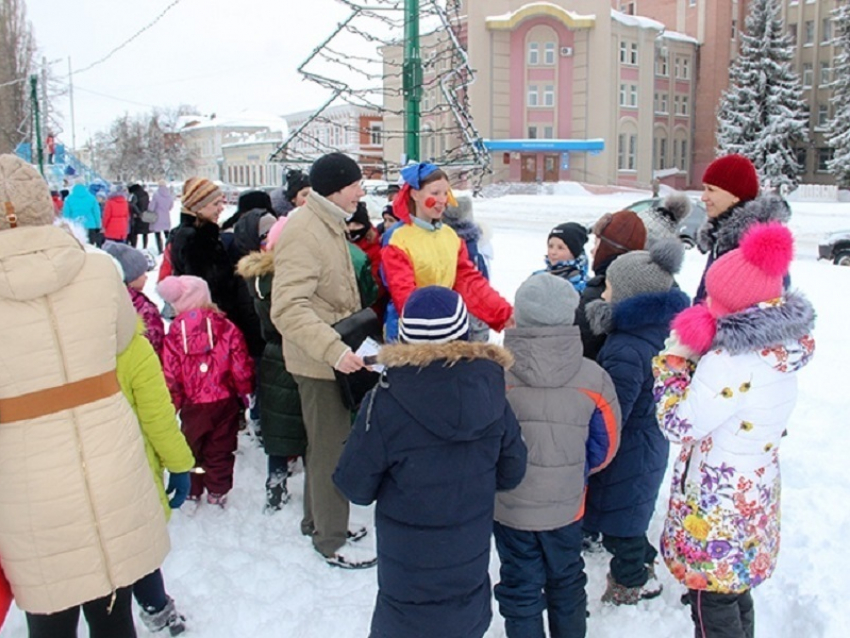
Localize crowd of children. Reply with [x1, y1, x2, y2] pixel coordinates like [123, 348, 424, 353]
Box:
[0, 150, 814, 638]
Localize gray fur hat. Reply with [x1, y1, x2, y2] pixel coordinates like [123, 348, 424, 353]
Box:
[640, 193, 690, 248]
[443, 193, 474, 223]
[514, 273, 580, 327]
[606, 239, 684, 303]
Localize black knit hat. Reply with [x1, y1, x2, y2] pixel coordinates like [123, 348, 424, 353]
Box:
[548, 222, 588, 259]
[284, 169, 311, 203]
[309, 153, 362, 197]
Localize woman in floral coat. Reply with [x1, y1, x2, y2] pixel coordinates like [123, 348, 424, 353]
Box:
[653, 222, 815, 637]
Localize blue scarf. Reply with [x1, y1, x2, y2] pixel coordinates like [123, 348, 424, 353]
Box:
[539, 252, 589, 293]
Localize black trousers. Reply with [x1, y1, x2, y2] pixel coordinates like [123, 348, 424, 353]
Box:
[688, 589, 754, 638]
[601, 534, 657, 588]
[26, 586, 136, 638]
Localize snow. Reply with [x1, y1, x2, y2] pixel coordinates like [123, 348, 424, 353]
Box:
[180, 110, 289, 135]
[610, 9, 664, 32]
[2, 189, 849, 638]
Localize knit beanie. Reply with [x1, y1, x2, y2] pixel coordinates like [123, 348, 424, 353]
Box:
[514, 273, 580, 327]
[702, 154, 759, 202]
[156, 275, 212, 314]
[309, 153, 362, 197]
[284, 169, 311, 203]
[592, 210, 647, 271]
[705, 222, 792, 317]
[548, 222, 588, 260]
[182, 177, 222, 215]
[0, 154, 55, 231]
[399, 286, 470, 344]
[443, 194, 474, 224]
[102, 241, 149, 284]
[237, 190, 273, 215]
[606, 239, 684, 303]
[640, 193, 691, 248]
[258, 213, 277, 241]
[265, 216, 288, 252]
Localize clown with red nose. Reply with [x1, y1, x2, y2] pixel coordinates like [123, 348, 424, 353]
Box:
[381, 162, 514, 341]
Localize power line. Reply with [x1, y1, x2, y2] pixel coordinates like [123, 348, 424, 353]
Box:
[71, 0, 185, 77]
[73, 85, 159, 109]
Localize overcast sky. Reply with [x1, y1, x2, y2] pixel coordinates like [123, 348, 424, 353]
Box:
[25, 0, 384, 146]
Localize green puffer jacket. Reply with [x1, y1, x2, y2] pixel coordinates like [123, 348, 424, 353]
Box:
[237, 251, 307, 457]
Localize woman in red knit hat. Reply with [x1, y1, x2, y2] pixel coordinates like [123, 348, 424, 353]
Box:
[694, 154, 790, 303]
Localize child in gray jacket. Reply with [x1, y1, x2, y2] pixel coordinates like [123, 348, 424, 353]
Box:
[495, 273, 622, 638]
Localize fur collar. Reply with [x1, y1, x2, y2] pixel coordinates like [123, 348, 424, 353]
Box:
[713, 292, 815, 355]
[586, 289, 690, 336]
[696, 194, 791, 255]
[236, 250, 274, 279]
[378, 340, 513, 369]
[445, 219, 481, 243]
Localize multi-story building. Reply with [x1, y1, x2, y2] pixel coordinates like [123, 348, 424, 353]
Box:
[281, 104, 385, 178]
[625, 0, 839, 186]
[221, 132, 288, 188]
[179, 111, 287, 183]
[383, 0, 698, 189]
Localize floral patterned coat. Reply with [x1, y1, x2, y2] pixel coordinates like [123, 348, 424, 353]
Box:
[653, 293, 815, 593]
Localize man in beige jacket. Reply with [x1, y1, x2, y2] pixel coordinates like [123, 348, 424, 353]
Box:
[270, 152, 376, 569]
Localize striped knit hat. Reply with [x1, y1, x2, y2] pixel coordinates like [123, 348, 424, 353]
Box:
[181, 177, 222, 215]
[399, 286, 469, 344]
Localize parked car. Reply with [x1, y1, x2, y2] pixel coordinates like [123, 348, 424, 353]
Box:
[624, 196, 707, 248]
[818, 230, 850, 266]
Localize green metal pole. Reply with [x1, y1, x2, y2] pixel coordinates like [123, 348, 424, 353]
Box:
[403, 0, 421, 163]
[30, 75, 44, 176]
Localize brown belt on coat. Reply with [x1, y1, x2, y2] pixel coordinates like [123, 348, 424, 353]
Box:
[0, 371, 120, 423]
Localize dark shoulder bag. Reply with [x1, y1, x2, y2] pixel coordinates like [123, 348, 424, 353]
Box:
[332, 308, 383, 410]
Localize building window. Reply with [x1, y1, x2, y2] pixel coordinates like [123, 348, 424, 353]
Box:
[543, 126, 554, 139]
[817, 104, 829, 128]
[620, 41, 638, 65]
[619, 84, 627, 106]
[621, 2, 636, 15]
[528, 42, 539, 66]
[527, 85, 539, 107]
[628, 134, 637, 170]
[543, 85, 555, 107]
[804, 21, 814, 46]
[680, 140, 688, 170]
[617, 133, 638, 170]
[659, 137, 668, 169]
[680, 96, 690, 116]
[802, 63, 813, 88]
[822, 18, 833, 44]
[528, 126, 538, 139]
[689, 0, 696, 5]
[788, 24, 797, 46]
[619, 42, 629, 64]
[544, 42, 556, 65]
[620, 84, 638, 108]
[630, 42, 639, 65]
[820, 61, 831, 85]
[369, 123, 382, 146]
[676, 57, 690, 80]
[629, 84, 638, 107]
[655, 50, 668, 76]
[674, 96, 680, 114]
[660, 93, 668, 113]
[818, 148, 833, 171]
[731, 19, 737, 39]
[618, 134, 626, 169]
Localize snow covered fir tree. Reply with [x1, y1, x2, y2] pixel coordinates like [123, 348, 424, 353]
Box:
[827, 1, 850, 188]
[715, 0, 808, 190]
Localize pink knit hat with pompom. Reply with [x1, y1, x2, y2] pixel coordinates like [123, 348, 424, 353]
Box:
[156, 275, 211, 314]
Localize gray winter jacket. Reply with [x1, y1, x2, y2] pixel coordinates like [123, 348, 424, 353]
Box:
[496, 325, 622, 531]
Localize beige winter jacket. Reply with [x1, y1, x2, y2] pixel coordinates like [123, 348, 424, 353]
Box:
[270, 191, 361, 380]
[0, 225, 170, 614]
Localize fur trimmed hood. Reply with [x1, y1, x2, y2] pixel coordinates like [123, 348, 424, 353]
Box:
[696, 194, 791, 255]
[586, 289, 690, 337]
[378, 340, 513, 370]
[236, 250, 274, 279]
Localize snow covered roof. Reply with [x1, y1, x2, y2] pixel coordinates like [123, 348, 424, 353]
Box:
[180, 110, 289, 135]
[486, 3, 596, 30]
[283, 103, 380, 124]
[611, 9, 664, 32]
[662, 30, 700, 45]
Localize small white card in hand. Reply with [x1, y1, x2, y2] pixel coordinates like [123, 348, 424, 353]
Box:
[356, 337, 385, 372]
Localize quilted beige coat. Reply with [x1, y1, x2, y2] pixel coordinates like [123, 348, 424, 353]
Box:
[0, 225, 170, 614]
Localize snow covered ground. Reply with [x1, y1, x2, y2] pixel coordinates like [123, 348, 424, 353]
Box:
[2, 188, 848, 637]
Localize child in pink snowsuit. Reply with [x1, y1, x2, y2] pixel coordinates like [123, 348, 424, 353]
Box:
[157, 275, 254, 508]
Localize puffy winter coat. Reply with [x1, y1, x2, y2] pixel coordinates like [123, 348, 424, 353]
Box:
[117, 326, 195, 519]
[103, 194, 131, 241]
[61, 183, 101, 230]
[381, 219, 512, 336]
[0, 225, 169, 614]
[130, 287, 165, 359]
[583, 289, 690, 537]
[161, 307, 255, 411]
[169, 213, 239, 321]
[237, 251, 307, 458]
[653, 293, 815, 594]
[129, 185, 151, 235]
[334, 341, 527, 638]
[694, 195, 791, 303]
[270, 191, 362, 381]
[496, 325, 621, 531]
[576, 256, 615, 360]
[228, 210, 272, 357]
[148, 185, 174, 233]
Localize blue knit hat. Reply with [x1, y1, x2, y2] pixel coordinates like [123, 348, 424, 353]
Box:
[399, 286, 469, 344]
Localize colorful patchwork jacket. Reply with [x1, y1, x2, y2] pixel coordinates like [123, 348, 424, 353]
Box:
[653, 293, 815, 593]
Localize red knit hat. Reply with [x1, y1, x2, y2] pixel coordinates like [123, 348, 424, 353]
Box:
[592, 210, 647, 271]
[705, 222, 793, 317]
[702, 154, 759, 201]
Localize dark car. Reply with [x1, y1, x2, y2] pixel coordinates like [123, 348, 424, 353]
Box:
[624, 197, 707, 248]
[818, 230, 850, 266]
